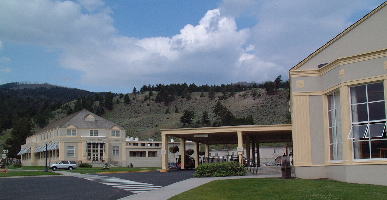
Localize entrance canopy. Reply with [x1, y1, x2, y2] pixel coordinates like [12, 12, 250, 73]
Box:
[160, 124, 292, 170]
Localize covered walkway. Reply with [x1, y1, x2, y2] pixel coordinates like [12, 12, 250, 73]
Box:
[160, 124, 292, 170]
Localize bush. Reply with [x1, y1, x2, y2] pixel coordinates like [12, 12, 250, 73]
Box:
[78, 163, 92, 168]
[11, 163, 22, 168]
[194, 162, 246, 177]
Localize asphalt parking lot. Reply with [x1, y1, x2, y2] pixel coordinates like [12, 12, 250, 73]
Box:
[0, 170, 195, 200]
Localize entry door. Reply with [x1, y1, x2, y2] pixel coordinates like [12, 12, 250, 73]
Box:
[92, 143, 99, 161]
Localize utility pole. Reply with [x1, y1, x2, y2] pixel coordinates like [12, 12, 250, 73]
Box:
[44, 144, 48, 172]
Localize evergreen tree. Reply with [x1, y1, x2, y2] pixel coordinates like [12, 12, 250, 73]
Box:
[165, 107, 170, 114]
[104, 93, 114, 110]
[174, 105, 179, 113]
[124, 94, 131, 104]
[180, 110, 195, 126]
[133, 87, 138, 95]
[200, 92, 205, 97]
[208, 89, 215, 100]
[5, 118, 32, 157]
[201, 111, 210, 126]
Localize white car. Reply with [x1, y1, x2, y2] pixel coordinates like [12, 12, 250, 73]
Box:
[50, 161, 77, 171]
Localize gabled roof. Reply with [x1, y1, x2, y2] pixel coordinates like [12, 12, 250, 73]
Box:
[290, 1, 387, 72]
[35, 109, 122, 134]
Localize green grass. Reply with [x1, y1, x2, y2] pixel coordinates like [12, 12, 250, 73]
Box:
[8, 166, 47, 170]
[69, 167, 159, 174]
[0, 171, 59, 177]
[170, 178, 387, 200]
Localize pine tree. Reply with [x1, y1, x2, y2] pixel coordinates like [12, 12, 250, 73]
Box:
[104, 93, 114, 110]
[124, 94, 131, 104]
[180, 110, 195, 126]
[201, 111, 210, 126]
[174, 105, 179, 113]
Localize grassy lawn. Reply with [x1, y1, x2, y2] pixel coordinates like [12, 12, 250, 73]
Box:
[69, 167, 159, 174]
[170, 178, 387, 200]
[8, 166, 47, 170]
[0, 171, 59, 177]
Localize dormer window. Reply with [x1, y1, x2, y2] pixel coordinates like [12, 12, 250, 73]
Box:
[112, 130, 120, 137]
[90, 130, 98, 136]
[85, 114, 96, 122]
[67, 129, 77, 136]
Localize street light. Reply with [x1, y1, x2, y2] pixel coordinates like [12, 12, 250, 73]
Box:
[44, 143, 48, 172]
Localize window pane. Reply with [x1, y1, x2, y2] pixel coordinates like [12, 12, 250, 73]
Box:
[353, 141, 370, 159]
[367, 82, 384, 102]
[352, 124, 368, 139]
[351, 104, 368, 122]
[370, 140, 387, 159]
[350, 85, 367, 104]
[368, 102, 386, 121]
[369, 123, 385, 138]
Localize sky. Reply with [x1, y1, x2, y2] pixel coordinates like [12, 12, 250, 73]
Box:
[0, 0, 385, 93]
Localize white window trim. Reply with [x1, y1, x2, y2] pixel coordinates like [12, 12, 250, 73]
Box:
[67, 146, 75, 157]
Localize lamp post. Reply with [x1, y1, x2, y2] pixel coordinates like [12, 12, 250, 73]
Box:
[44, 143, 48, 172]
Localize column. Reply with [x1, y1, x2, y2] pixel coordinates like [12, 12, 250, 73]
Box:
[180, 138, 186, 170]
[204, 144, 209, 163]
[31, 146, 37, 165]
[59, 142, 65, 161]
[246, 136, 250, 166]
[105, 142, 110, 163]
[340, 86, 352, 163]
[237, 131, 244, 165]
[256, 141, 260, 167]
[251, 137, 256, 166]
[161, 134, 169, 171]
[194, 142, 199, 168]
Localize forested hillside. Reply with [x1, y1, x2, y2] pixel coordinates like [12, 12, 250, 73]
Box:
[0, 76, 290, 157]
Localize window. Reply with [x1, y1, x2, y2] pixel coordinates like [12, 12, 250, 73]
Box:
[90, 130, 98, 136]
[133, 143, 138, 146]
[67, 146, 75, 157]
[67, 129, 76, 136]
[141, 143, 145, 146]
[129, 151, 146, 157]
[327, 91, 342, 160]
[112, 130, 120, 137]
[155, 143, 160, 147]
[350, 82, 387, 159]
[113, 146, 119, 156]
[148, 151, 157, 157]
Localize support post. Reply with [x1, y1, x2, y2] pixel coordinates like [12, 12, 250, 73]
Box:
[256, 141, 260, 167]
[246, 136, 250, 166]
[161, 134, 169, 171]
[237, 131, 244, 165]
[251, 137, 256, 166]
[180, 138, 186, 170]
[194, 142, 199, 168]
[204, 144, 209, 163]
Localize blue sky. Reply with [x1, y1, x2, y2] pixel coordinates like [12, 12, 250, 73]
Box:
[0, 0, 385, 92]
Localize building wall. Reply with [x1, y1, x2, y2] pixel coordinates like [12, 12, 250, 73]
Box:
[291, 10, 387, 185]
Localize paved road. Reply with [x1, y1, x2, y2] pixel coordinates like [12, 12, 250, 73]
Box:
[0, 170, 194, 200]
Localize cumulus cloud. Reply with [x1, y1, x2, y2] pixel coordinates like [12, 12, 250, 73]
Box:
[0, 0, 383, 89]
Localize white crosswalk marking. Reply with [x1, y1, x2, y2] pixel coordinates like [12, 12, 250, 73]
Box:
[78, 174, 162, 194]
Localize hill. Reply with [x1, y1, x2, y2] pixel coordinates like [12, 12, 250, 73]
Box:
[103, 88, 290, 139]
[0, 79, 290, 157]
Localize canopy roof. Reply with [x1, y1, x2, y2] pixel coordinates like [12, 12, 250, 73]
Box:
[161, 124, 292, 145]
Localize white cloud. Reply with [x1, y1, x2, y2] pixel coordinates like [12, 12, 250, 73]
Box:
[0, 57, 11, 63]
[0, 0, 383, 90]
[0, 67, 11, 73]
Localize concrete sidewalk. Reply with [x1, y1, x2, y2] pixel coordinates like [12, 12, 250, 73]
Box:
[118, 174, 281, 200]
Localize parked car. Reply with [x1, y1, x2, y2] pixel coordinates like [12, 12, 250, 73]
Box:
[50, 161, 77, 170]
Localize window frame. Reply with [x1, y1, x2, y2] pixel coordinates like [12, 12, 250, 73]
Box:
[90, 130, 99, 136]
[112, 146, 119, 156]
[349, 82, 387, 160]
[66, 146, 75, 157]
[67, 129, 77, 136]
[327, 90, 343, 161]
[111, 130, 120, 137]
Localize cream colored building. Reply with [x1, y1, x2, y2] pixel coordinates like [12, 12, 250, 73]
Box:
[19, 109, 127, 166]
[290, 2, 387, 185]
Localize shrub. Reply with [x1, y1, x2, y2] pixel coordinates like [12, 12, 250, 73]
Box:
[194, 162, 246, 177]
[78, 163, 92, 168]
[11, 163, 22, 168]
